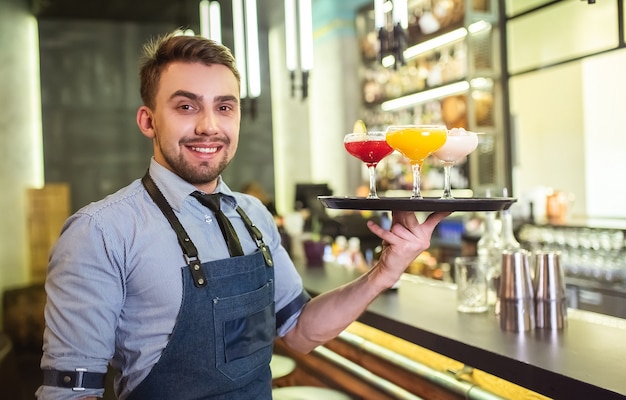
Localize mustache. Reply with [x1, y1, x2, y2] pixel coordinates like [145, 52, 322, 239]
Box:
[181, 136, 230, 146]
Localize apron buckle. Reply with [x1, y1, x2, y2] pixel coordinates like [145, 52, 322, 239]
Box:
[260, 244, 273, 267]
[188, 258, 208, 287]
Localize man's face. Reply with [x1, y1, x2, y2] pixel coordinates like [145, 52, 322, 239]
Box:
[138, 61, 241, 193]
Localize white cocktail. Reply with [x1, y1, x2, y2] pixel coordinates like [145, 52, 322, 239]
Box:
[433, 128, 478, 199]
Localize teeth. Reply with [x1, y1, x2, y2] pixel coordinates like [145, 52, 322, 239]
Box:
[191, 147, 217, 154]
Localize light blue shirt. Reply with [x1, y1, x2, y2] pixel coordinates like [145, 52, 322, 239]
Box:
[37, 159, 305, 400]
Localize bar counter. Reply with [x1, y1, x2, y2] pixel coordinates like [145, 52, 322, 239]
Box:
[295, 262, 626, 400]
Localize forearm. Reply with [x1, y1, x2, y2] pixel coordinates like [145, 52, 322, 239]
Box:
[282, 211, 450, 353]
[282, 266, 390, 353]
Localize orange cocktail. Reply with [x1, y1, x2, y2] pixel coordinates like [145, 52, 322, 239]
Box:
[385, 125, 447, 198]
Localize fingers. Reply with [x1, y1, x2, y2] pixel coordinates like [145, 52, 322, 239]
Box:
[367, 219, 388, 239]
[422, 211, 452, 231]
[367, 211, 451, 278]
[367, 220, 405, 245]
[366, 211, 450, 241]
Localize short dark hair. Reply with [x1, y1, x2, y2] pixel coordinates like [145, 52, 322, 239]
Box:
[139, 32, 241, 109]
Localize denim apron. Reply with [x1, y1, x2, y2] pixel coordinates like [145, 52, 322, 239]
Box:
[130, 175, 276, 400]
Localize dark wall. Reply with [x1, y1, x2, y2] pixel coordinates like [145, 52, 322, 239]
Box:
[38, 19, 275, 212]
[39, 21, 168, 210]
[221, 30, 276, 198]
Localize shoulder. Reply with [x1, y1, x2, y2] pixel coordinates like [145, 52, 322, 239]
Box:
[64, 179, 161, 239]
[57, 179, 172, 263]
[76, 179, 149, 219]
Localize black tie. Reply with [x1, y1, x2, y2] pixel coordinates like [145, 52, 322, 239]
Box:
[191, 191, 244, 257]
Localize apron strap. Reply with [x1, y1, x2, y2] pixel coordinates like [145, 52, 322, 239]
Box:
[236, 207, 274, 267]
[141, 171, 274, 285]
[141, 172, 207, 288]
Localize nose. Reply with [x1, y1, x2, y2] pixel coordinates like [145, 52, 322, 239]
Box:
[195, 109, 218, 135]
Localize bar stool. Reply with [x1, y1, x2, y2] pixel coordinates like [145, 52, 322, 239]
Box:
[272, 386, 352, 399]
[270, 354, 297, 387]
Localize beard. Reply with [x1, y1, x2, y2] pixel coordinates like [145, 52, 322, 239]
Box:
[166, 152, 230, 185]
[156, 136, 232, 186]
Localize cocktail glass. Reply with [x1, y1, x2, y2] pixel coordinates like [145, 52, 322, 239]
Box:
[344, 131, 394, 199]
[433, 128, 478, 199]
[385, 124, 448, 199]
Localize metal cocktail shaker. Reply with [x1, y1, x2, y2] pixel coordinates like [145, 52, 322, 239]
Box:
[533, 251, 567, 330]
[498, 250, 535, 332]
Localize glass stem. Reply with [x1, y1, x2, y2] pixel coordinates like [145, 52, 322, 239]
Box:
[411, 163, 422, 199]
[367, 164, 378, 199]
[442, 163, 453, 199]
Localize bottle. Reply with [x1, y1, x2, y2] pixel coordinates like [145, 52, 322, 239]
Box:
[500, 188, 521, 252]
[477, 209, 502, 306]
[500, 208, 520, 251]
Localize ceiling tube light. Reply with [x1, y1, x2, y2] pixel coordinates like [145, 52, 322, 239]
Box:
[392, 0, 408, 29]
[381, 81, 470, 111]
[200, 0, 210, 38]
[377, 0, 407, 69]
[298, 0, 313, 72]
[284, 0, 298, 98]
[209, 1, 222, 43]
[232, 0, 248, 99]
[374, 0, 384, 29]
[284, 0, 313, 99]
[199, 1, 222, 43]
[298, 0, 313, 99]
[284, 0, 298, 72]
[245, 0, 261, 98]
[376, 0, 388, 66]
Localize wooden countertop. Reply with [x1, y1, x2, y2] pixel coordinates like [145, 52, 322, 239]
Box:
[296, 263, 626, 400]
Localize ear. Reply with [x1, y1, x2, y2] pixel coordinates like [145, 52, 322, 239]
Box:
[137, 106, 156, 139]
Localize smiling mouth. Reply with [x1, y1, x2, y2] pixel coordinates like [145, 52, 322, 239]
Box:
[190, 146, 218, 154]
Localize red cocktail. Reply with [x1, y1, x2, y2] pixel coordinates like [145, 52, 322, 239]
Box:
[344, 131, 393, 199]
[345, 140, 394, 166]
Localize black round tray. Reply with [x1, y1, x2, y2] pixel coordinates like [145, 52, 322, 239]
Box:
[318, 196, 517, 212]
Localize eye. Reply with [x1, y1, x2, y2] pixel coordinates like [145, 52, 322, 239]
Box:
[175, 103, 199, 114]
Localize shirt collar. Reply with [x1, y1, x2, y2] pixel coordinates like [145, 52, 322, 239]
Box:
[148, 158, 237, 211]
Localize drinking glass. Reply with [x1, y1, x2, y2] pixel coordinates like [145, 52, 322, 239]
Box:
[454, 256, 489, 313]
[385, 124, 447, 199]
[344, 131, 394, 199]
[433, 128, 478, 199]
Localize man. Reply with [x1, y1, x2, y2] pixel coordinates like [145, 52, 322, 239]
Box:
[37, 32, 448, 399]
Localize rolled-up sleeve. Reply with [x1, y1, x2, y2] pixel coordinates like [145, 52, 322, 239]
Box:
[38, 212, 123, 399]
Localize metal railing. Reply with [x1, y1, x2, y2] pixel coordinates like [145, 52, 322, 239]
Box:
[310, 330, 507, 400]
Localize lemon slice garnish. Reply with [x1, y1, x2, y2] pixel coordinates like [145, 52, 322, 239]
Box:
[352, 119, 367, 133]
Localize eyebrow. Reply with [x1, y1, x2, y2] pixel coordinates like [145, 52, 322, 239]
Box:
[215, 95, 239, 104]
[170, 90, 200, 101]
[170, 90, 238, 104]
